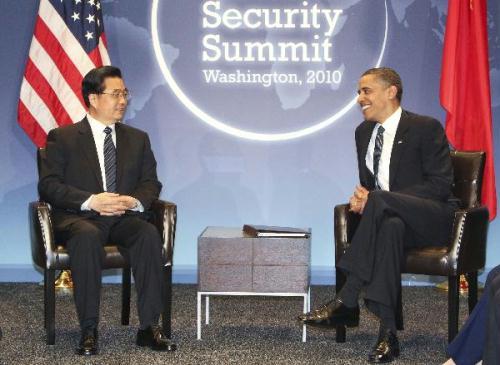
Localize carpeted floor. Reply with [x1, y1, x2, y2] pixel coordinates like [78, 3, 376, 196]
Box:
[0, 283, 469, 365]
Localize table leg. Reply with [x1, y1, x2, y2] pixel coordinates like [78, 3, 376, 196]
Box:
[302, 292, 308, 342]
[205, 296, 210, 325]
[197, 292, 202, 340]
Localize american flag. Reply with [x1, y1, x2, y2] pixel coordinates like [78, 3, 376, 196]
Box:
[18, 0, 110, 147]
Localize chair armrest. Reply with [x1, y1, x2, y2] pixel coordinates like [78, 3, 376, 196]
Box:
[150, 200, 177, 267]
[448, 206, 489, 275]
[334, 203, 361, 262]
[29, 201, 58, 269]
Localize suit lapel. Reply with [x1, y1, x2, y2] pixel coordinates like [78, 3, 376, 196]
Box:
[360, 122, 376, 164]
[389, 111, 411, 189]
[77, 118, 104, 189]
[115, 123, 129, 190]
[360, 122, 376, 186]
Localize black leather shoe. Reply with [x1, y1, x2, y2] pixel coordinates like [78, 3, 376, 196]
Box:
[368, 328, 400, 363]
[76, 328, 98, 356]
[298, 297, 359, 328]
[136, 325, 176, 352]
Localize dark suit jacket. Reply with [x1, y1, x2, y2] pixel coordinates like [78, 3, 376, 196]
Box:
[355, 109, 455, 203]
[38, 117, 162, 226]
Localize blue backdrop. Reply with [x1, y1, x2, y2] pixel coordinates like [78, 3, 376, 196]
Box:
[1, 0, 499, 284]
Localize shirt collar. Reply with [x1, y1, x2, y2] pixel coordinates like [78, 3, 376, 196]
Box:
[86, 114, 117, 134]
[376, 107, 401, 135]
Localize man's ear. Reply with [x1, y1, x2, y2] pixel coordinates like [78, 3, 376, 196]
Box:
[88, 93, 98, 108]
[388, 85, 398, 100]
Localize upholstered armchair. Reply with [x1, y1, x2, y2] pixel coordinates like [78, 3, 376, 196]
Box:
[334, 151, 489, 343]
[30, 149, 177, 345]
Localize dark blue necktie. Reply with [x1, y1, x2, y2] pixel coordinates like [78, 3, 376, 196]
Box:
[103, 127, 116, 192]
[373, 126, 385, 190]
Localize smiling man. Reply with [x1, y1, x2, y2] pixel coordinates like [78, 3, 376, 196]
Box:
[299, 67, 459, 363]
[38, 66, 176, 356]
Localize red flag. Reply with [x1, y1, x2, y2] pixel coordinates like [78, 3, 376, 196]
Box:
[18, 0, 111, 148]
[440, 0, 497, 220]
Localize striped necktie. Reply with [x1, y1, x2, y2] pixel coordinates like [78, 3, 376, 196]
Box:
[373, 125, 385, 190]
[103, 127, 116, 192]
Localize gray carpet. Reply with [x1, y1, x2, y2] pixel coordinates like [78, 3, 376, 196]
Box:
[0, 283, 469, 364]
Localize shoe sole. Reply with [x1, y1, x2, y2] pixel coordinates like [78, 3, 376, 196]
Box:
[75, 348, 98, 356]
[137, 340, 177, 352]
[300, 318, 360, 329]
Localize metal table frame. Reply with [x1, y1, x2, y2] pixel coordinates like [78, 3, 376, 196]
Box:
[196, 288, 311, 342]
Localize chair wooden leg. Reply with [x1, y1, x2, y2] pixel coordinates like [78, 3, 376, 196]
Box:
[121, 267, 131, 326]
[466, 271, 478, 314]
[335, 268, 346, 342]
[396, 283, 404, 331]
[45, 268, 55, 345]
[162, 265, 173, 339]
[448, 275, 459, 343]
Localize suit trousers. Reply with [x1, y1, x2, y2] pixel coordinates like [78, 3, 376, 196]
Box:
[483, 265, 500, 365]
[447, 265, 500, 365]
[337, 190, 455, 316]
[55, 214, 164, 331]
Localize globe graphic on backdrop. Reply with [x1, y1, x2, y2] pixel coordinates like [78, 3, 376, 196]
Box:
[152, 0, 388, 140]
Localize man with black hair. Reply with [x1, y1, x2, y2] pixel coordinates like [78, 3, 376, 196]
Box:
[39, 66, 175, 355]
[299, 67, 458, 363]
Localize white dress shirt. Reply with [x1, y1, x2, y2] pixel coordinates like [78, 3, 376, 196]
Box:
[81, 115, 142, 212]
[365, 107, 402, 191]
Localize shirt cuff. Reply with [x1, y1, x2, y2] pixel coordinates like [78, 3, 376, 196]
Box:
[130, 199, 144, 212]
[81, 195, 93, 211]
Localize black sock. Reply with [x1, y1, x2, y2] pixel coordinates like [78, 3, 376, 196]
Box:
[140, 315, 160, 330]
[378, 304, 397, 333]
[81, 318, 98, 335]
[337, 274, 363, 308]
